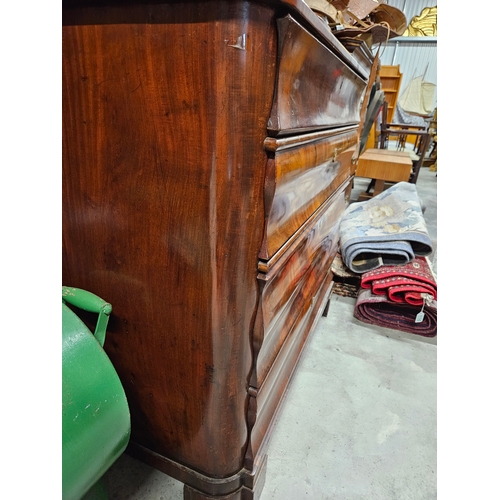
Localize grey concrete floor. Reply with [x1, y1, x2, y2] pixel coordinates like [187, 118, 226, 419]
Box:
[103, 165, 437, 500]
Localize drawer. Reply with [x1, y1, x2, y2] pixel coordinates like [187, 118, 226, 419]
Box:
[338, 38, 374, 80]
[259, 127, 357, 261]
[251, 181, 350, 389]
[267, 15, 367, 137]
[245, 270, 333, 469]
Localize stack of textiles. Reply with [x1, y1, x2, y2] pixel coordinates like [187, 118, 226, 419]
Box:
[337, 182, 437, 337]
[339, 182, 433, 274]
[354, 256, 437, 337]
[331, 252, 362, 299]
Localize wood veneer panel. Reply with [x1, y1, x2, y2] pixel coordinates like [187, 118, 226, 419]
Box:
[245, 272, 334, 469]
[62, 1, 277, 479]
[260, 128, 357, 260]
[338, 37, 374, 79]
[267, 15, 366, 136]
[252, 183, 349, 388]
[62, 2, 369, 497]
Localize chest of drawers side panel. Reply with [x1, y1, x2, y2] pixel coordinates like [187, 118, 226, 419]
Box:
[62, 2, 277, 479]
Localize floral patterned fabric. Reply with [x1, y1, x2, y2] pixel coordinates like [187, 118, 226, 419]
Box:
[339, 182, 433, 273]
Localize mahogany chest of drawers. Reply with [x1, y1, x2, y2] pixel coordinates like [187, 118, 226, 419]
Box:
[62, 1, 370, 498]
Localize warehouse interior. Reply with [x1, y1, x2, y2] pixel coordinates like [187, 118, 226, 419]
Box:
[54, 1, 498, 499]
[102, 167, 438, 500]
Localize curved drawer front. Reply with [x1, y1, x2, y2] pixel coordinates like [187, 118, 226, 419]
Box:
[246, 270, 333, 468]
[251, 184, 349, 388]
[267, 14, 366, 136]
[340, 38, 374, 80]
[260, 128, 357, 260]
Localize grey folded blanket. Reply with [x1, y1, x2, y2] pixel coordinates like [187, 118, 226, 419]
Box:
[339, 182, 433, 273]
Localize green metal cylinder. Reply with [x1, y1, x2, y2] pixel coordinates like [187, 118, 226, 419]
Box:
[62, 287, 130, 500]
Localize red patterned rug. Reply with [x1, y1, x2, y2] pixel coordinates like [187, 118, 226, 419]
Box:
[354, 286, 437, 337]
[360, 256, 437, 306]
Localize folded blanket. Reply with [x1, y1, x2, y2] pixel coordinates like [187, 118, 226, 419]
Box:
[331, 252, 362, 298]
[339, 182, 433, 273]
[354, 287, 437, 337]
[360, 256, 437, 306]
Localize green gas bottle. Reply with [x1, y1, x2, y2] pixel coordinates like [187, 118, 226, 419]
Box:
[62, 286, 130, 500]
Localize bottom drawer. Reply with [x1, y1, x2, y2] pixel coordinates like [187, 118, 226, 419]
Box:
[245, 271, 333, 470]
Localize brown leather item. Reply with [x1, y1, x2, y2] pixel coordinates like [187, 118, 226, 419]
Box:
[370, 4, 407, 36]
[345, 0, 380, 20]
[334, 22, 397, 44]
[334, 2, 406, 44]
[330, 0, 351, 10]
[305, 0, 340, 23]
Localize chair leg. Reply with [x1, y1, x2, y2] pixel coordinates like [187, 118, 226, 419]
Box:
[366, 179, 375, 193]
[411, 134, 430, 184]
[408, 161, 416, 184]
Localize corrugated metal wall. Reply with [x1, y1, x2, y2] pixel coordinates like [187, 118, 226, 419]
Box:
[385, 0, 437, 25]
[376, 1, 437, 110]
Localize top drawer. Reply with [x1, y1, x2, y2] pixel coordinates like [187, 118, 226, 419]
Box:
[267, 15, 367, 136]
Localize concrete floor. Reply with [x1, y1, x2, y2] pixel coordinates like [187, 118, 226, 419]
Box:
[103, 165, 437, 500]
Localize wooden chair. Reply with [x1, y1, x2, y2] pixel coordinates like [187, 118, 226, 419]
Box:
[378, 101, 430, 184]
[378, 101, 427, 151]
[355, 101, 431, 201]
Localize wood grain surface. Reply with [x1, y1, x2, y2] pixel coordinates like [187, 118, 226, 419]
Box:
[62, 1, 369, 497]
[268, 15, 366, 136]
[252, 181, 351, 389]
[260, 127, 357, 259]
[63, 1, 277, 479]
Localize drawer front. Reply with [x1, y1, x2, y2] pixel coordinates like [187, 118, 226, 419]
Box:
[251, 183, 349, 389]
[245, 270, 333, 469]
[339, 38, 374, 80]
[259, 128, 357, 260]
[267, 15, 366, 136]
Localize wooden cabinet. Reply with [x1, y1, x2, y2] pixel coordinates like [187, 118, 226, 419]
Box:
[380, 65, 403, 123]
[62, 1, 370, 498]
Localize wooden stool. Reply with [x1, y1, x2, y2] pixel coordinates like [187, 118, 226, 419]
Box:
[355, 148, 413, 201]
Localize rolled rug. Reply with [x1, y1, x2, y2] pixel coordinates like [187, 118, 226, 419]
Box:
[354, 287, 437, 337]
[360, 256, 437, 306]
[339, 182, 433, 273]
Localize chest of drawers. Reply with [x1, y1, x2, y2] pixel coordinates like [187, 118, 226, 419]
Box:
[62, 1, 371, 498]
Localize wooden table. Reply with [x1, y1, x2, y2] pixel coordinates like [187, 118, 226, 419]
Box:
[355, 148, 413, 200]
